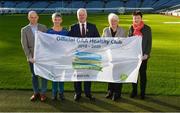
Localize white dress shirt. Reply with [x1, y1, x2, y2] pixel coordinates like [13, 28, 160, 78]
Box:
[79, 22, 87, 36]
[30, 24, 38, 36]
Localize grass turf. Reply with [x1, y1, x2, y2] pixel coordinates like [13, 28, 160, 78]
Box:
[0, 14, 180, 95]
[0, 90, 180, 112]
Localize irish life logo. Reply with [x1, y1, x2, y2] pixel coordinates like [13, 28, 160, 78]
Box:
[72, 51, 103, 71]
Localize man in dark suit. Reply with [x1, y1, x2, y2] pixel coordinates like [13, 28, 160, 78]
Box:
[68, 8, 100, 101]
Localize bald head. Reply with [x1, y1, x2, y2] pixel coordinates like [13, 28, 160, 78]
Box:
[28, 11, 39, 25]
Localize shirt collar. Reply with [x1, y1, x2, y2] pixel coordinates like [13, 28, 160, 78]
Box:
[79, 22, 87, 26]
[29, 23, 38, 28]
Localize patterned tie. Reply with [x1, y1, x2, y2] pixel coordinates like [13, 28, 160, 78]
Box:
[81, 23, 85, 37]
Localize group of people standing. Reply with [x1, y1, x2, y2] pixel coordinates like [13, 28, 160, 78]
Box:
[21, 8, 152, 102]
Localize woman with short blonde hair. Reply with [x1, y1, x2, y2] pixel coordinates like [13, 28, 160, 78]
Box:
[102, 13, 126, 101]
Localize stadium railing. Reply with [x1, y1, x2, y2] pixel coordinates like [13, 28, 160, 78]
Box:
[0, 7, 154, 14]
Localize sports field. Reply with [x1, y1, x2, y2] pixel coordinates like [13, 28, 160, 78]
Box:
[0, 90, 179, 112]
[0, 14, 180, 111]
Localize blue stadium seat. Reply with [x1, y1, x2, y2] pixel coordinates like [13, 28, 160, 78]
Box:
[15, 2, 31, 8]
[106, 1, 124, 8]
[3, 1, 15, 8]
[141, 0, 155, 7]
[86, 1, 103, 8]
[125, 0, 141, 8]
[69, 1, 85, 8]
[30, 1, 49, 8]
[48, 1, 63, 8]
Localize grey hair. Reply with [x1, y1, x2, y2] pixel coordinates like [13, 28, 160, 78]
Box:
[77, 8, 87, 16]
[52, 12, 62, 19]
[108, 13, 119, 22]
[28, 10, 38, 17]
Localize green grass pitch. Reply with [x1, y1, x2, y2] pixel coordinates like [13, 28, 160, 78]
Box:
[0, 13, 180, 96]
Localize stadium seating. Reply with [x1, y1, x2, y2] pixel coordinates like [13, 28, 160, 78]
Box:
[125, 0, 141, 8]
[1, 0, 180, 9]
[0, 0, 180, 14]
[69, 1, 85, 8]
[86, 1, 103, 8]
[105, 1, 124, 8]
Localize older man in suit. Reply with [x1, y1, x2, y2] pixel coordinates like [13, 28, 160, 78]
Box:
[68, 8, 100, 101]
[21, 11, 48, 102]
[102, 13, 126, 101]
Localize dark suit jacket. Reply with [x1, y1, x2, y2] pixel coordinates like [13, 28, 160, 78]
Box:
[128, 24, 152, 56]
[68, 22, 100, 38]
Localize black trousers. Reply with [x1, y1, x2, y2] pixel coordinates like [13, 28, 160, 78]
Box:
[74, 81, 91, 96]
[107, 83, 122, 96]
[132, 59, 148, 96]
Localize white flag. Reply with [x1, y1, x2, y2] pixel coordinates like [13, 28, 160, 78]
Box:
[34, 31, 142, 83]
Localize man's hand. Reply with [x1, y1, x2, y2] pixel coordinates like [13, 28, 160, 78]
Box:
[28, 58, 35, 63]
[142, 54, 148, 60]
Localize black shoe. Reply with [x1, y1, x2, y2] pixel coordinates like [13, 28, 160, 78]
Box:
[59, 93, 65, 101]
[74, 94, 81, 101]
[105, 91, 113, 99]
[141, 95, 145, 100]
[52, 95, 57, 101]
[130, 92, 137, 98]
[86, 95, 95, 101]
[112, 93, 121, 101]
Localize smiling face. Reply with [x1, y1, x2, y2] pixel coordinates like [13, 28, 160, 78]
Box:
[108, 13, 119, 29]
[28, 11, 39, 25]
[109, 18, 118, 29]
[77, 10, 87, 23]
[133, 15, 142, 25]
[52, 16, 62, 26]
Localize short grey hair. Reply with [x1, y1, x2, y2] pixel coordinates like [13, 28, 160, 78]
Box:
[108, 13, 119, 22]
[77, 8, 87, 16]
[28, 10, 38, 17]
[52, 12, 62, 19]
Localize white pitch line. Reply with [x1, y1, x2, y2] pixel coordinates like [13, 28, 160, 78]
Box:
[124, 19, 149, 21]
[163, 22, 180, 24]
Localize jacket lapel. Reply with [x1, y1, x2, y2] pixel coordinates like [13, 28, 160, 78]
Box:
[76, 23, 82, 37]
[108, 27, 112, 37]
[27, 25, 34, 38]
[115, 27, 120, 37]
[86, 22, 89, 37]
[37, 23, 40, 31]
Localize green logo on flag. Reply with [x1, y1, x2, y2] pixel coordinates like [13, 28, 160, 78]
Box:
[72, 51, 103, 71]
[120, 74, 128, 81]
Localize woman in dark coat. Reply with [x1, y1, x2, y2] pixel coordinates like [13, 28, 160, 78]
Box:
[128, 11, 152, 99]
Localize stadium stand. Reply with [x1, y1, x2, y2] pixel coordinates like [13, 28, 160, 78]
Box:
[0, 0, 180, 16]
[105, 1, 124, 8]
